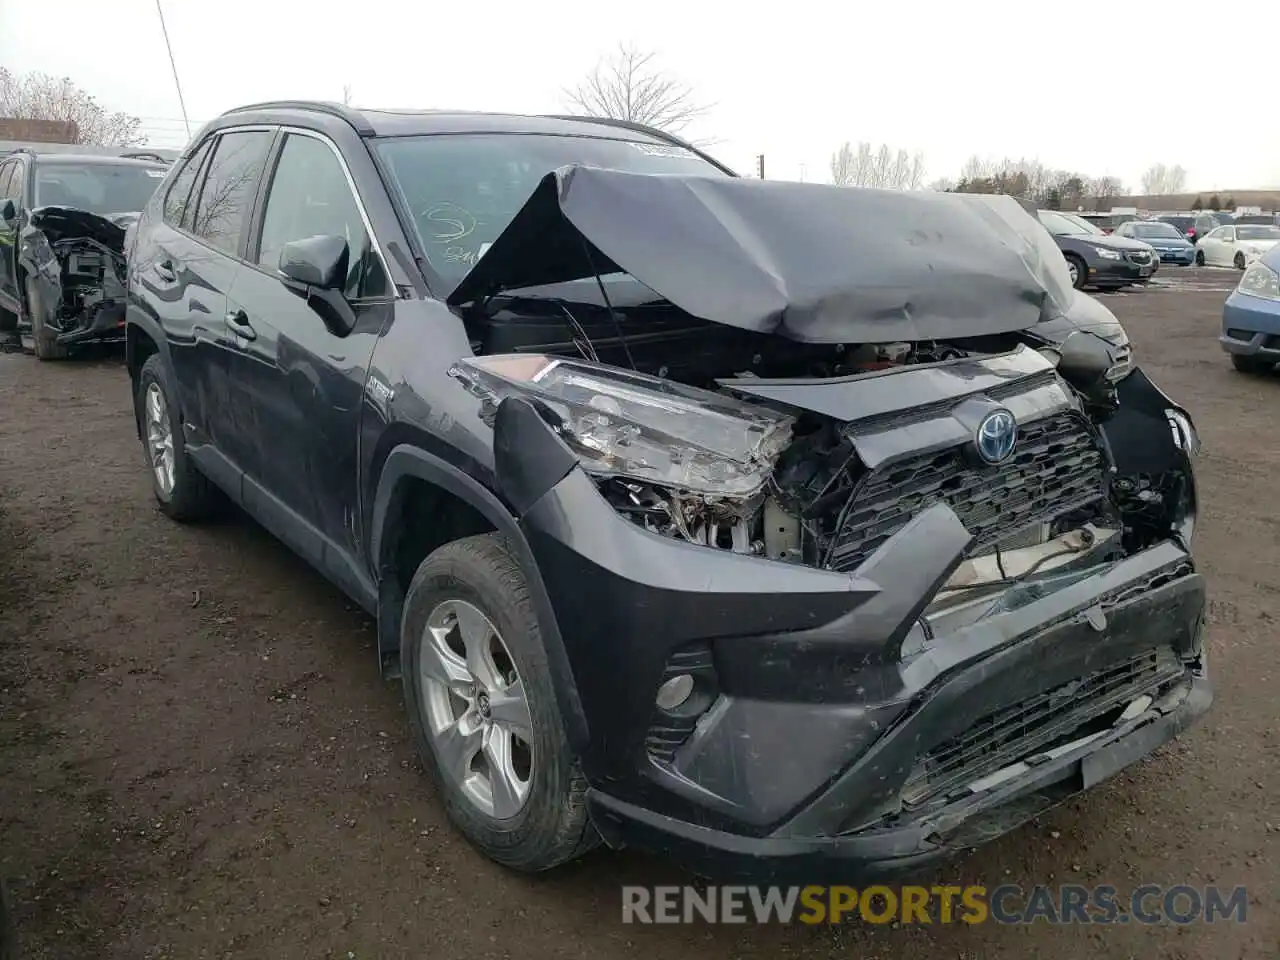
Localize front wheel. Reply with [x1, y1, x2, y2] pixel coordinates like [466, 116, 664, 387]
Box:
[1234, 251, 1246, 270]
[1065, 254, 1087, 289]
[401, 533, 598, 872]
[1195, 249, 1205, 266]
[26, 276, 69, 360]
[134, 354, 219, 521]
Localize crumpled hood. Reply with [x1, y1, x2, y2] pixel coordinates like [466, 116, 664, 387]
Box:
[27, 206, 130, 251]
[446, 165, 1075, 343]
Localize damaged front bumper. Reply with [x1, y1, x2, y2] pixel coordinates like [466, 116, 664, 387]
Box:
[494, 385, 1210, 881]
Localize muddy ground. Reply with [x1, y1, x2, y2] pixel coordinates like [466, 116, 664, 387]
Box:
[0, 267, 1276, 959]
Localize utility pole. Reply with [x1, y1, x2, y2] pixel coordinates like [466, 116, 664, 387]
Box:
[154, 0, 191, 141]
[756, 154, 765, 179]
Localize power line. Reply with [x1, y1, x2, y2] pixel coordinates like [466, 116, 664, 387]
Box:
[154, 0, 191, 140]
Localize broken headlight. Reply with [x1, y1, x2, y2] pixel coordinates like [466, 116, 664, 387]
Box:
[449, 355, 794, 497]
[1167, 409, 1200, 458]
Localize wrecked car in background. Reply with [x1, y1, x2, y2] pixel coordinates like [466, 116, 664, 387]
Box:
[0, 148, 169, 359]
[125, 104, 1209, 881]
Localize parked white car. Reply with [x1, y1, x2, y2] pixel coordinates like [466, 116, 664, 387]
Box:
[1194, 223, 1280, 269]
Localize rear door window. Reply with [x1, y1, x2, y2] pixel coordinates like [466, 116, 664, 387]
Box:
[190, 130, 273, 256]
[0, 161, 14, 198]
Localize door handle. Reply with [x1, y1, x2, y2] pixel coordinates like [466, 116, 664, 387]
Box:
[154, 258, 177, 282]
[225, 309, 256, 341]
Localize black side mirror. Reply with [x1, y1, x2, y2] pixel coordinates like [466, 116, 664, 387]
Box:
[279, 234, 349, 290]
[277, 234, 357, 336]
[1, 199, 16, 223]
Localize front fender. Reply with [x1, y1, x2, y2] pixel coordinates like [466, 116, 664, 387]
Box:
[369, 443, 588, 750]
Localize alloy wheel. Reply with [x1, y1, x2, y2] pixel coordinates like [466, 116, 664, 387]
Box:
[144, 383, 175, 496]
[419, 599, 534, 819]
[1067, 259, 1079, 284]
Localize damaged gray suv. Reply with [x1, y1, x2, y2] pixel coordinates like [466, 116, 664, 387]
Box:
[0, 148, 169, 358]
[124, 101, 1209, 880]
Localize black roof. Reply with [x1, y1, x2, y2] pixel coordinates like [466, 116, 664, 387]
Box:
[209, 100, 733, 174]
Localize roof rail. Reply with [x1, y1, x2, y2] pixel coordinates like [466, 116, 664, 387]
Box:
[537, 114, 736, 176]
[221, 100, 375, 137]
[119, 150, 168, 162]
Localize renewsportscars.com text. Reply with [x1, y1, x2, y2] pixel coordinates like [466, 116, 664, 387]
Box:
[620, 884, 1249, 925]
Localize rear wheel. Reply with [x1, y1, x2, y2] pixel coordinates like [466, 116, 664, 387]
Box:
[1195, 249, 1205, 266]
[1231, 354, 1272, 374]
[401, 533, 597, 872]
[1065, 253, 1087, 289]
[134, 354, 219, 520]
[1234, 251, 1246, 270]
[26, 276, 69, 360]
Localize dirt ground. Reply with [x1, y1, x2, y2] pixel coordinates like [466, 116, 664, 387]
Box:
[1, 267, 1276, 959]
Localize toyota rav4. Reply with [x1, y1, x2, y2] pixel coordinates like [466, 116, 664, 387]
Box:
[123, 101, 1209, 880]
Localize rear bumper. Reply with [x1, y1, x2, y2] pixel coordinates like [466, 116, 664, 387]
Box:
[1220, 291, 1280, 359]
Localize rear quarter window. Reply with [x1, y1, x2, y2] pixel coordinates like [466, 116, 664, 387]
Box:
[163, 140, 213, 227]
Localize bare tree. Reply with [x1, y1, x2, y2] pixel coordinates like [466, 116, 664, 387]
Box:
[1087, 175, 1124, 209]
[0, 68, 143, 146]
[869, 144, 893, 189]
[564, 43, 708, 135]
[1140, 163, 1189, 195]
[829, 140, 926, 190]
[830, 141, 857, 187]
[906, 152, 927, 190]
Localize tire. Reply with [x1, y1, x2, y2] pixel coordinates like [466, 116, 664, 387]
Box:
[1234, 251, 1246, 270]
[1231, 354, 1272, 374]
[401, 532, 598, 872]
[26, 276, 69, 360]
[134, 354, 219, 521]
[1065, 253, 1087, 290]
[0, 300, 15, 333]
[1195, 249, 1205, 266]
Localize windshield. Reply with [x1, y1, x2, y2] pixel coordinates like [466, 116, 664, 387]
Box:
[1038, 211, 1103, 236]
[34, 162, 168, 215]
[1131, 222, 1183, 239]
[1237, 225, 1280, 241]
[374, 133, 729, 290]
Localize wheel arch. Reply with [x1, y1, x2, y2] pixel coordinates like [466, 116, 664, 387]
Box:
[370, 444, 588, 750]
[125, 309, 174, 387]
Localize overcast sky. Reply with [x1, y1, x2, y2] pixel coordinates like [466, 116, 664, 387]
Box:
[3, 0, 1278, 192]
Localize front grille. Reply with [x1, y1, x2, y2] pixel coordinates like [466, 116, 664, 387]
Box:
[1126, 250, 1153, 265]
[901, 648, 1184, 807]
[827, 413, 1107, 572]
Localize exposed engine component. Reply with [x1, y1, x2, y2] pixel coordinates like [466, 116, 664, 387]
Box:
[453, 343, 1197, 588]
[51, 237, 127, 333]
[602, 480, 763, 554]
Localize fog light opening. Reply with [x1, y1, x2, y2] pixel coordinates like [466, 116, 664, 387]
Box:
[655, 674, 695, 711]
